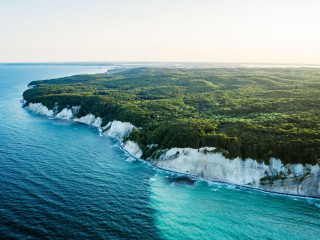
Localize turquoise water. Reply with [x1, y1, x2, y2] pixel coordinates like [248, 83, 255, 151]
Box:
[0, 64, 319, 240]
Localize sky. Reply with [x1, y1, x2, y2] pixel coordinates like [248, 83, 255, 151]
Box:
[0, 0, 320, 64]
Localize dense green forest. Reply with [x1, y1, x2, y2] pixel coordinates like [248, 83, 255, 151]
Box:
[23, 67, 320, 165]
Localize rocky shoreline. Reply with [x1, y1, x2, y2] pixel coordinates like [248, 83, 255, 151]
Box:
[24, 101, 320, 198]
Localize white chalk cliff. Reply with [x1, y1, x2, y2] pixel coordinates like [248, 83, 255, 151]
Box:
[122, 140, 143, 158]
[27, 103, 54, 117]
[103, 120, 135, 140]
[74, 114, 103, 128]
[149, 148, 320, 197]
[25, 102, 320, 198]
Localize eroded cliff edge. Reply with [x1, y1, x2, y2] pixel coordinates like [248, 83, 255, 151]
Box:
[24, 102, 320, 198]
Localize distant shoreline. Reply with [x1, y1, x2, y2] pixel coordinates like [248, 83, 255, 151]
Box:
[2, 62, 320, 69]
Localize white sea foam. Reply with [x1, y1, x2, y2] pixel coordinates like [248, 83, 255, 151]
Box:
[98, 128, 103, 136]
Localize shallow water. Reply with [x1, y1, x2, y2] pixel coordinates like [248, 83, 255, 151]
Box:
[0, 64, 319, 240]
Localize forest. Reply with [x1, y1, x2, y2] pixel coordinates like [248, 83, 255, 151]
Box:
[23, 67, 320, 165]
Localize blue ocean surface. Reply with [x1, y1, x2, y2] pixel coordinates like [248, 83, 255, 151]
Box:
[0, 63, 319, 240]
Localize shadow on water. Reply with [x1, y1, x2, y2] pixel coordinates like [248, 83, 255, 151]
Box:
[166, 175, 197, 186]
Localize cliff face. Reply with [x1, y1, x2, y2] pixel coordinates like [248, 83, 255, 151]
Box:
[27, 103, 54, 116]
[148, 147, 320, 197]
[25, 102, 320, 198]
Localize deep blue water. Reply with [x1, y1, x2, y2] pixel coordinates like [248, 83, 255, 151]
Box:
[0, 64, 319, 240]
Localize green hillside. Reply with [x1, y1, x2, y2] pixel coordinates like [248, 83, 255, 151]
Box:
[23, 67, 320, 164]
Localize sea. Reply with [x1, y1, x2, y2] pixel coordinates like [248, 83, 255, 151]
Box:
[0, 63, 319, 240]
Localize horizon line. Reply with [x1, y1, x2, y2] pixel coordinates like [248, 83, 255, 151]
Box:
[1, 61, 320, 65]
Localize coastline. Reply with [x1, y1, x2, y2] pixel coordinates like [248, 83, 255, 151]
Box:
[23, 101, 320, 198]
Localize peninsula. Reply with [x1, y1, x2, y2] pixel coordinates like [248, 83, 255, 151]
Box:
[23, 67, 320, 197]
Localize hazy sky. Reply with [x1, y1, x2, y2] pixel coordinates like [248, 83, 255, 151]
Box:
[1, 0, 319, 63]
